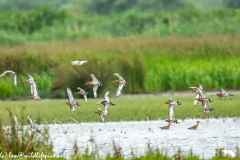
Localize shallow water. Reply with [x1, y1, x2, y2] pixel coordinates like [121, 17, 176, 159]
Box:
[49, 118, 240, 159]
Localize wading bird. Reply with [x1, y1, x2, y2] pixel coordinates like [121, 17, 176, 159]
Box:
[85, 74, 102, 98]
[216, 88, 233, 100]
[94, 108, 106, 122]
[164, 98, 182, 124]
[202, 98, 214, 113]
[23, 74, 37, 84]
[189, 84, 205, 106]
[0, 70, 17, 86]
[71, 60, 88, 65]
[112, 72, 127, 96]
[28, 81, 41, 100]
[75, 87, 88, 103]
[160, 123, 171, 130]
[65, 87, 79, 112]
[96, 91, 115, 115]
[188, 121, 200, 130]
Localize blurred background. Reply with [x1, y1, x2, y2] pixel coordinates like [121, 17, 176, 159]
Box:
[0, 0, 240, 99]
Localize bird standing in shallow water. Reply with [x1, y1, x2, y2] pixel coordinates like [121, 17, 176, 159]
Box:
[188, 121, 200, 130]
[160, 123, 171, 130]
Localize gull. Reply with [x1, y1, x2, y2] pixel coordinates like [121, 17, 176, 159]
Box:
[164, 98, 181, 123]
[28, 81, 41, 100]
[71, 60, 87, 65]
[75, 87, 88, 103]
[160, 123, 171, 130]
[216, 88, 233, 100]
[65, 87, 79, 112]
[188, 121, 200, 130]
[0, 70, 17, 86]
[85, 74, 102, 98]
[112, 72, 127, 96]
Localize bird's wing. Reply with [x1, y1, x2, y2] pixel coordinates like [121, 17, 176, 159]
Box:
[198, 89, 206, 98]
[199, 84, 203, 90]
[189, 87, 197, 89]
[80, 60, 87, 65]
[104, 103, 110, 111]
[27, 74, 34, 81]
[71, 61, 79, 65]
[91, 74, 99, 83]
[71, 105, 76, 112]
[220, 88, 226, 94]
[77, 87, 86, 94]
[168, 104, 175, 120]
[13, 73, 17, 86]
[32, 82, 39, 96]
[116, 83, 125, 96]
[0, 70, 13, 77]
[202, 99, 208, 110]
[168, 98, 175, 102]
[114, 73, 124, 81]
[30, 83, 34, 95]
[93, 85, 98, 98]
[67, 87, 74, 102]
[104, 91, 110, 102]
[83, 94, 88, 102]
[99, 114, 105, 122]
[0, 71, 7, 77]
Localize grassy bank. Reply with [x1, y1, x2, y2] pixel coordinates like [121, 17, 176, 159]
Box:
[0, 35, 240, 99]
[0, 94, 239, 124]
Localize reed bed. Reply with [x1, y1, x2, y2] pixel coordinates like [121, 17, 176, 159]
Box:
[0, 35, 239, 99]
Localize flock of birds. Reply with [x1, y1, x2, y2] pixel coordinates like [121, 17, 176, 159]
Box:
[0, 60, 237, 158]
[0, 60, 128, 131]
[0, 61, 235, 131]
[160, 83, 234, 130]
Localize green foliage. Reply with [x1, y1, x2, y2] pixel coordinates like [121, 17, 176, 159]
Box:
[0, 108, 54, 155]
[0, 6, 67, 34]
[0, 35, 240, 99]
[0, 8, 240, 44]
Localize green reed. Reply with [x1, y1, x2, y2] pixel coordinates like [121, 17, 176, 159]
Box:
[0, 35, 240, 99]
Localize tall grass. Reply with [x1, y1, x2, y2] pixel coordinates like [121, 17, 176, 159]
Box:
[0, 35, 240, 99]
